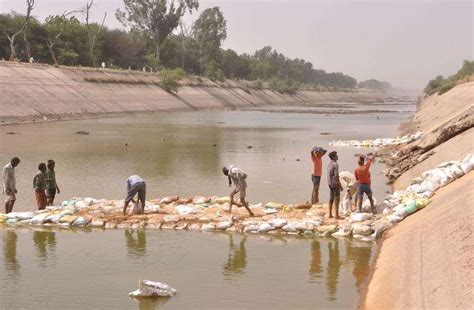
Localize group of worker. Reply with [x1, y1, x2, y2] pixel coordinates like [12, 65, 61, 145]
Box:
[3, 158, 60, 213]
[3, 148, 373, 219]
[310, 147, 375, 220]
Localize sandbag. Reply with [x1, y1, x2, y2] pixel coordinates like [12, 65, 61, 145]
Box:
[243, 224, 258, 233]
[217, 221, 233, 230]
[0, 214, 7, 223]
[129, 280, 177, 298]
[129, 202, 143, 215]
[461, 154, 474, 174]
[350, 213, 373, 222]
[416, 198, 431, 209]
[265, 202, 284, 209]
[404, 200, 417, 214]
[174, 205, 196, 215]
[258, 223, 275, 233]
[31, 213, 50, 224]
[269, 218, 287, 228]
[6, 212, 35, 221]
[449, 164, 465, 179]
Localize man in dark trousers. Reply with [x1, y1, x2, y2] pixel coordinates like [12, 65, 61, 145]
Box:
[327, 151, 343, 219]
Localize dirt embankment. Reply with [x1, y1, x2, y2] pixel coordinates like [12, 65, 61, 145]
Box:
[363, 82, 474, 309]
[0, 61, 390, 125]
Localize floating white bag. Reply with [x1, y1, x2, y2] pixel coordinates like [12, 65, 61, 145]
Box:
[129, 280, 177, 298]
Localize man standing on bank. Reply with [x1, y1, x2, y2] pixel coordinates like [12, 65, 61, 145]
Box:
[45, 159, 60, 206]
[3, 157, 20, 214]
[327, 151, 343, 219]
[33, 163, 48, 210]
[123, 175, 146, 215]
[222, 165, 254, 217]
[355, 154, 375, 214]
[311, 146, 327, 204]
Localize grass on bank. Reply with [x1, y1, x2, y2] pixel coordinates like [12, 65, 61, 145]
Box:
[424, 60, 474, 96]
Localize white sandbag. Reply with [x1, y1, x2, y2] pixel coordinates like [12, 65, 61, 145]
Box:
[339, 195, 351, 216]
[388, 214, 404, 223]
[192, 196, 210, 204]
[6, 212, 35, 220]
[201, 223, 215, 232]
[421, 178, 441, 192]
[352, 224, 373, 236]
[282, 222, 298, 232]
[350, 212, 373, 222]
[145, 204, 160, 213]
[217, 221, 233, 230]
[129, 280, 177, 298]
[73, 216, 91, 226]
[129, 202, 143, 215]
[243, 224, 259, 233]
[264, 208, 278, 215]
[461, 154, 474, 174]
[382, 207, 393, 216]
[84, 197, 100, 205]
[45, 213, 63, 223]
[361, 197, 377, 212]
[419, 190, 434, 198]
[332, 227, 352, 237]
[268, 218, 287, 228]
[449, 164, 465, 179]
[258, 223, 275, 233]
[31, 213, 50, 224]
[174, 205, 196, 215]
[74, 200, 90, 209]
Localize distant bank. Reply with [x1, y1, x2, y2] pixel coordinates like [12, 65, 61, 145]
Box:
[0, 61, 400, 125]
[362, 81, 474, 309]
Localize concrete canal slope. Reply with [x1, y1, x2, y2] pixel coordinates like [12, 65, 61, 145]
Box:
[363, 82, 474, 309]
[0, 61, 388, 124]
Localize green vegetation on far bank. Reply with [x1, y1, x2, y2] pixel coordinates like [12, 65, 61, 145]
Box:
[424, 60, 474, 96]
[1, 0, 391, 95]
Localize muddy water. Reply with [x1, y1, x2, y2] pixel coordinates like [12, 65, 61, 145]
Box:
[0, 104, 415, 308]
[0, 227, 374, 309]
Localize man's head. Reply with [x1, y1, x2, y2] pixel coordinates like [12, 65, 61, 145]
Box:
[47, 159, 55, 170]
[222, 166, 229, 176]
[11, 157, 20, 167]
[358, 156, 365, 166]
[328, 151, 338, 161]
[313, 146, 327, 156]
[38, 163, 47, 172]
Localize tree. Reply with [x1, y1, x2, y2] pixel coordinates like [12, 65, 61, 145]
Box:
[102, 29, 144, 68]
[85, 0, 106, 67]
[116, 0, 199, 68]
[193, 7, 226, 72]
[23, 0, 35, 60]
[43, 12, 82, 65]
[2, 12, 26, 61]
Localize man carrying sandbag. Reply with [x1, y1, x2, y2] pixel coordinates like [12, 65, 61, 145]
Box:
[310, 146, 327, 204]
[222, 165, 254, 217]
[354, 154, 375, 214]
[123, 175, 146, 215]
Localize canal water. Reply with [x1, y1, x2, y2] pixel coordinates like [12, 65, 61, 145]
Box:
[0, 101, 415, 308]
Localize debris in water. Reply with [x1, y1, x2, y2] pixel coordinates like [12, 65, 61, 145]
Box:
[247, 145, 253, 149]
[75, 131, 89, 135]
[129, 280, 177, 298]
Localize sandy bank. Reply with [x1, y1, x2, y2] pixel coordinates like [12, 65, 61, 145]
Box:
[363, 82, 474, 309]
[0, 61, 390, 125]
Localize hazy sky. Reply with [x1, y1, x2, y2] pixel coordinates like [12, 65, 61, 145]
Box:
[1, 0, 472, 88]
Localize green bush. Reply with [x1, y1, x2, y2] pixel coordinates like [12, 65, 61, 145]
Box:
[205, 61, 225, 82]
[268, 78, 300, 94]
[424, 60, 473, 96]
[253, 79, 263, 90]
[159, 68, 185, 94]
[438, 81, 455, 95]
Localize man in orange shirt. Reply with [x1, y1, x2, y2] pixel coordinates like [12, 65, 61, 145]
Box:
[311, 146, 327, 204]
[354, 154, 375, 214]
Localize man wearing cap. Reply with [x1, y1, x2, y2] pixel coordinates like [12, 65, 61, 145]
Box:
[3, 157, 20, 214]
[311, 146, 327, 204]
[327, 151, 343, 219]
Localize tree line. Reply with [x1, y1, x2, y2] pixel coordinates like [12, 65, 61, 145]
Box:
[1, 0, 390, 93]
[424, 60, 473, 96]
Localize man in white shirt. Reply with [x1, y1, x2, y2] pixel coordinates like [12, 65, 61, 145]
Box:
[222, 165, 254, 216]
[3, 157, 20, 214]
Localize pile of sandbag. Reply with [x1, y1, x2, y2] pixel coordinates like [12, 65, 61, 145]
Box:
[330, 131, 422, 148]
[381, 154, 472, 223]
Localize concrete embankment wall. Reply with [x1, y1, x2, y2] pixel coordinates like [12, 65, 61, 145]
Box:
[363, 82, 474, 309]
[0, 61, 385, 124]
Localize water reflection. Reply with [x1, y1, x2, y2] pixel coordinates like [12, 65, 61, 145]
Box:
[3, 229, 20, 276]
[346, 242, 372, 291]
[309, 240, 322, 281]
[326, 239, 342, 301]
[132, 297, 170, 310]
[125, 229, 147, 258]
[223, 234, 247, 278]
[33, 229, 56, 261]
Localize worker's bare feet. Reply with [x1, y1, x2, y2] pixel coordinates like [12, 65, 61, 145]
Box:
[329, 215, 334, 218]
[335, 216, 344, 220]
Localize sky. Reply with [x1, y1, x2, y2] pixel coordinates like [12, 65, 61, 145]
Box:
[1, 0, 473, 89]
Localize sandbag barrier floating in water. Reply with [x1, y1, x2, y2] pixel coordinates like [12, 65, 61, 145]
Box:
[329, 131, 422, 148]
[1, 153, 471, 242]
[129, 280, 177, 298]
